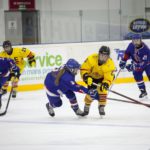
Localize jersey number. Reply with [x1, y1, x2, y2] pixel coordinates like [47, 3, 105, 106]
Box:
[14, 57, 19, 64]
[22, 48, 26, 52]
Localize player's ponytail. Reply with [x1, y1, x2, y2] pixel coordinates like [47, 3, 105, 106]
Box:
[54, 68, 65, 86]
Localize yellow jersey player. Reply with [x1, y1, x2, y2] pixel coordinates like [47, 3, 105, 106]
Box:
[0, 40, 36, 98]
[80, 46, 116, 117]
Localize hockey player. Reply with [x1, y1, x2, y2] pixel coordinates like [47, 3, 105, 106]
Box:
[44, 58, 99, 117]
[80, 46, 116, 116]
[0, 40, 36, 98]
[0, 57, 20, 108]
[119, 34, 150, 99]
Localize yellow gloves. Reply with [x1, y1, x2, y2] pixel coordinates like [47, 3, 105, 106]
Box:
[28, 56, 36, 67]
[30, 61, 36, 67]
[100, 82, 109, 92]
[87, 77, 93, 86]
[83, 74, 93, 86]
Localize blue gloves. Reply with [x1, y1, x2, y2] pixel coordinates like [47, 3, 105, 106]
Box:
[126, 64, 133, 72]
[119, 60, 126, 69]
[126, 63, 143, 72]
[88, 89, 99, 100]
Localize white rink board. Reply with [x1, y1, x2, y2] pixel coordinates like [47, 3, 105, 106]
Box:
[1, 40, 150, 85]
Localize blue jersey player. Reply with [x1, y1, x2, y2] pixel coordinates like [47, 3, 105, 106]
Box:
[119, 34, 150, 99]
[44, 58, 99, 117]
[0, 57, 20, 108]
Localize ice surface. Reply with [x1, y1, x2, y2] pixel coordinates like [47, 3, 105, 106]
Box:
[0, 83, 150, 150]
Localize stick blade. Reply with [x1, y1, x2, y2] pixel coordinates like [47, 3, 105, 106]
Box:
[0, 110, 7, 116]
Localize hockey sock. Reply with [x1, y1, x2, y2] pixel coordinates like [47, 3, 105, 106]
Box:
[137, 80, 146, 92]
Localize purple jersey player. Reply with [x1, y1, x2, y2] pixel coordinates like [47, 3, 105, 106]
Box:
[0, 57, 20, 108]
[44, 58, 99, 117]
[119, 34, 150, 99]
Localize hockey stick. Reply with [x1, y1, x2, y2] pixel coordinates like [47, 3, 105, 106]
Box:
[109, 89, 150, 108]
[93, 82, 150, 108]
[109, 68, 121, 90]
[107, 97, 141, 105]
[0, 86, 13, 116]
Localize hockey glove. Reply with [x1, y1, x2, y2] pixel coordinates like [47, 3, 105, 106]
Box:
[119, 60, 126, 69]
[100, 82, 109, 92]
[88, 88, 99, 100]
[83, 74, 93, 86]
[10, 72, 20, 80]
[87, 77, 93, 86]
[126, 64, 133, 72]
[30, 61, 36, 67]
[28, 57, 36, 67]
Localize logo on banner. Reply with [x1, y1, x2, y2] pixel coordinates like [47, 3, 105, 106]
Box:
[129, 18, 150, 33]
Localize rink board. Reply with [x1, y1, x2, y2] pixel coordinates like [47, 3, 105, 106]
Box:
[1, 40, 149, 91]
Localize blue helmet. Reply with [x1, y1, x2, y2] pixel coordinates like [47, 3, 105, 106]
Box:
[65, 59, 80, 75]
[132, 34, 142, 40]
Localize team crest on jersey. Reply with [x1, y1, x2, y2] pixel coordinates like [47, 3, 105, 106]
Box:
[143, 55, 147, 60]
[70, 81, 75, 85]
[93, 72, 100, 78]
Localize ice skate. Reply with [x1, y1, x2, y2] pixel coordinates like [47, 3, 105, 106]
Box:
[75, 108, 85, 116]
[46, 103, 55, 117]
[98, 105, 105, 118]
[71, 105, 86, 116]
[0, 98, 2, 109]
[139, 90, 148, 100]
[84, 104, 90, 115]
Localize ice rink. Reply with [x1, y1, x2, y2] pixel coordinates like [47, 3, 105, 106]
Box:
[0, 82, 150, 150]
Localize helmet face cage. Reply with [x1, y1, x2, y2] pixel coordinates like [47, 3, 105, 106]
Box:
[3, 40, 12, 53]
[132, 34, 142, 48]
[132, 39, 142, 48]
[99, 54, 109, 64]
[3, 40, 12, 48]
[65, 59, 80, 75]
[98, 46, 110, 64]
[68, 68, 79, 75]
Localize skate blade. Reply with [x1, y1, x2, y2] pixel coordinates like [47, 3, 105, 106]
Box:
[100, 115, 105, 119]
[49, 113, 55, 117]
[139, 96, 149, 101]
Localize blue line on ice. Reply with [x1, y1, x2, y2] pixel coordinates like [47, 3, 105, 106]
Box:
[0, 120, 150, 128]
